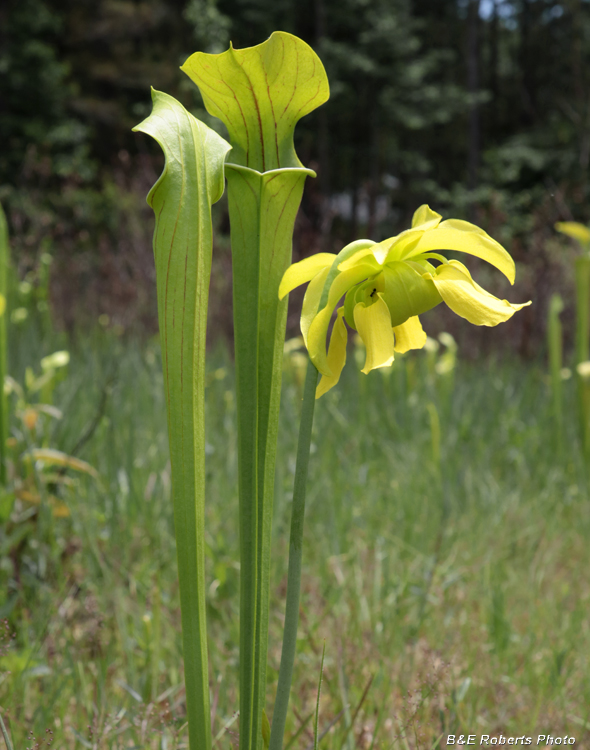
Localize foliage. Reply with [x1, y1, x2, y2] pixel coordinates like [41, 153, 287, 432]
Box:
[0, 345, 100, 637]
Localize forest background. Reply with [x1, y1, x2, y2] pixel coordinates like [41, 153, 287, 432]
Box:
[2, 0, 589, 355]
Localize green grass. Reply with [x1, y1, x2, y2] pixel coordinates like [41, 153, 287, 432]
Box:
[1, 321, 590, 748]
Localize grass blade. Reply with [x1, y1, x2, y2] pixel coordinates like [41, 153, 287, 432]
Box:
[338, 675, 373, 750]
[313, 642, 326, 750]
[304, 708, 348, 750]
[0, 711, 13, 750]
[284, 711, 313, 750]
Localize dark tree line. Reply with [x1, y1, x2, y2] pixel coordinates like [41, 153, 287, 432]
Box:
[1, 0, 590, 346]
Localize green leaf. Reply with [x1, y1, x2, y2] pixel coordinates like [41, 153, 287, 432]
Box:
[261, 710, 271, 750]
[181, 31, 329, 172]
[226, 163, 312, 750]
[133, 88, 230, 750]
[0, 491, 15, 523]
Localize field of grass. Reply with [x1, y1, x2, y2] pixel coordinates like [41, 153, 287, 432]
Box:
[1, 320, 589, 749]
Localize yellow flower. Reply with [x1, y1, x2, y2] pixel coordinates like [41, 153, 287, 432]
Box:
[280, 205, 531, 398]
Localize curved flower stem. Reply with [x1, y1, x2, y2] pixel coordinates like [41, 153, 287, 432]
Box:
[269, 361, 319, 750]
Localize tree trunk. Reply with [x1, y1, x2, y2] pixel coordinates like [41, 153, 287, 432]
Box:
[489, 0, 499, 138]
[519, 0, 536, 125]
[467, 0, 481, 217]
[315, 0, 332, 247]
[366, 84, 380, 240]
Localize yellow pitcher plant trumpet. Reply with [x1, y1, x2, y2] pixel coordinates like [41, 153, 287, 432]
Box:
[280, 205, 531, 397]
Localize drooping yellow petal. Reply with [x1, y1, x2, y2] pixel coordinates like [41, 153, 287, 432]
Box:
[446, 259, 509, 301]
[383, 227, 425, 264]
[307, 263, 378, 375]
[555, 221, 590, 247]
[429, 261, 531, 326]
[301, 266, 330, 346]
[340, 227, 428, 269]
[411, 205, 442, 231]
[337, 245, 383, 272]
[353, 295, 394, 374]
[333, 238, 379, 271]
[316, 308, 348, 398]
[279, 252, 336, 299]
[393, 316, 427, 353]
[402, 219, 516, 283]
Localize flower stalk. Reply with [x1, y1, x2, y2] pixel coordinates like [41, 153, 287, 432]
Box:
[547, 294, 564, 450]
[575, 256, 590, 366]
[555, 222, 590, 452]
[271, 237, 393, 746]
[574, 254, 590, 450]
[268, 360, 318, 750]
